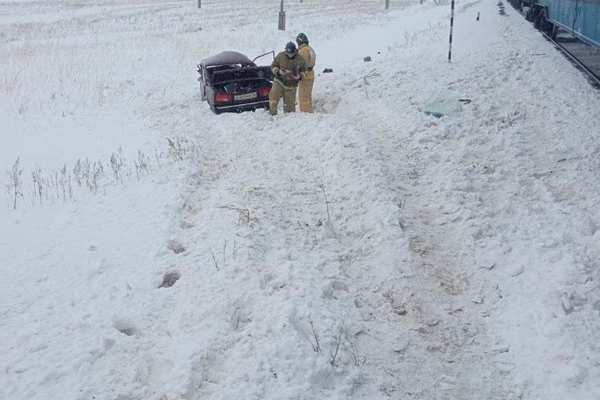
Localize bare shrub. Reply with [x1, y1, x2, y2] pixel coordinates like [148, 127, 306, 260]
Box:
[345, 330, 367, 367]
[59, 165, 72, 201]
[134, 150, 150, 180]
[7, 158, 24, 209]
[110, 147, 125, 184]
[32, 166, 44, 205]
[52, 170, 60, 200]
[91, 161, 104, 193]
[5, 135, 201, 210]
[167, 137, 186, 161]
[309, 319, 322, 353]
[329, 325, 344, 367]
[71, 159, 82, 189]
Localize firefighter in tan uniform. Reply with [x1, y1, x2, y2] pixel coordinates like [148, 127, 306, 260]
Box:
[296, 33, 316, 112]
[269, 42, 307, 115]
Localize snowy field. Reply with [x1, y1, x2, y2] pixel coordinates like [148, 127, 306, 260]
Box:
[2, 1, 600, 399]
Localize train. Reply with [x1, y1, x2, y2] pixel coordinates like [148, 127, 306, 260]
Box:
[509, 0, 600, 46]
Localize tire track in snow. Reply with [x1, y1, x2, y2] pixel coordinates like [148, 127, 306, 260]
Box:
[156, 88, 517, 400]
[337, 102, 516, 399]
[164, 110, 414, 398]
[138, 2, 521, 399]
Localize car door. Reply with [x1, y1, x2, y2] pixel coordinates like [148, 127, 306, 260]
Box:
[198, 64, 207, 100]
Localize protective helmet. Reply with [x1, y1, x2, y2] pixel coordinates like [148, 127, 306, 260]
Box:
[296, 32, 309, 45]
[285, 41, 297, 56]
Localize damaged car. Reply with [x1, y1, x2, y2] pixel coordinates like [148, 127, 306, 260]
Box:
[197, 51, 274, 114]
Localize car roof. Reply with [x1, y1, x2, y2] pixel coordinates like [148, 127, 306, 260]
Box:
[201, 51, 254, 67]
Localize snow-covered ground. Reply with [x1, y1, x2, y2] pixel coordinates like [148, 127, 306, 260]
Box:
[2, 1, 600, 399]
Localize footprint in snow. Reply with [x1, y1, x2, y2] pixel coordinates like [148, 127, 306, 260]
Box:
[167, 239, 186, 254]
[113, 318, 139, 336]
[159, 270, 181, 288]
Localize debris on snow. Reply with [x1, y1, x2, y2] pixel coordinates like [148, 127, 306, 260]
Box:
[426, 343, 445, 353]
[480, 263, 496, 271]
[393, 304, 408, 316]
[493, 345, 510, 354]
[508, 264, 525, 277]
[561, 294, 574, 315]
[322, 280, 349, 299]
[230, 304, 252, 331]
[561, 292, 587, 315]
[393, 339, 410, 354]
[426, 319, 441, 327]
[462, 324, 479, 338]
[447, 306, 464, 315]
[495, 284, 504, 300]
[180, 221, 195, 229]
[423, 91, 464, 118]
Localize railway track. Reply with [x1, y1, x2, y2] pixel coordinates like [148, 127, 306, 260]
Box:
[507, 1, 600, 88]
[542, 32, 600, 88]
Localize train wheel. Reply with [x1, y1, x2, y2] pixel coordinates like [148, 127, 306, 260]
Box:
[551, 24, 559, 40]
[546, 23, 557, 39]
[540, 11, 553, 36]
[533, 8, 547, 32]
[533, 9, 542, 29]
[525, 7, 535, 21]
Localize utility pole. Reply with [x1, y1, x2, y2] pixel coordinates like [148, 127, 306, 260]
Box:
[385, 0, 390, 9]
[278, 0, 286, 30]
[448, 0, 455, 62]
[198, 0, 201, 8]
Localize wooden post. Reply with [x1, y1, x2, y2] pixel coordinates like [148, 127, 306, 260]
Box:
[198, 0, 201, 8]
[448, 0, 455, 62]
[278, 0, 286, 30]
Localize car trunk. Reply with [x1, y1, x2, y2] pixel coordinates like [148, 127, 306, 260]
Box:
[211, 66, 272, 98]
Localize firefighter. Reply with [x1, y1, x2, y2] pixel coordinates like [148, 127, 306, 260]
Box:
[269, 41, 307, 115]
[296, 33, 316, 112]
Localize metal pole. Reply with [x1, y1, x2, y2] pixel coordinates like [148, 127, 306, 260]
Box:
[448, 0, 455, 62]
[385, 0, 390, 10]
[278, 0, 286, 31]
[198, 0, 201, 8]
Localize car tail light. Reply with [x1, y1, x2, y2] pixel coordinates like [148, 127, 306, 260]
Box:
[257, 87, 271, 97]
[215, 92, 233, 103]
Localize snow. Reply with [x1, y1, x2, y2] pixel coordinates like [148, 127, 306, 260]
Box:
[2, 1, 600, 399]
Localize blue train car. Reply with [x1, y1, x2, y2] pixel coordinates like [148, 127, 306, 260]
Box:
[531, 0, 600, 46]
